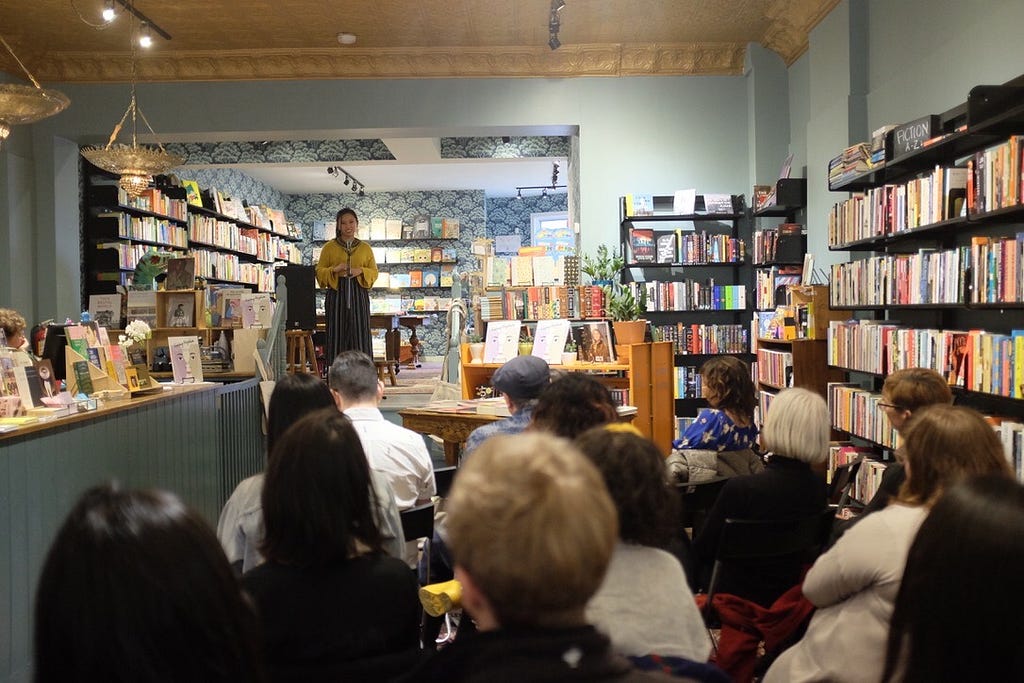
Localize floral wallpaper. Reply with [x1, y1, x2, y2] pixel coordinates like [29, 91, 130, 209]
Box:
[441, 136, 570, 159]
[485, 194, 570, 250]
[165, 139, 393, 165]
[178, 167, 288, 209]
[288, 190, 487, 357]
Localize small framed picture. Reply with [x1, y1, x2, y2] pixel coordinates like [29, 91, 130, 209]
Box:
[570, 320, 615, 363]
[165, 293, 194, 328]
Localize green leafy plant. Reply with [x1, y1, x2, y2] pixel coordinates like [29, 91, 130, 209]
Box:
[606, 284, 647, 322]
[580, 244, 623, 284]
[563, 337, 577, 352]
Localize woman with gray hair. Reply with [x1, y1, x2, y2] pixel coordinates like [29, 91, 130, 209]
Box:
[691, 388, 829, 607]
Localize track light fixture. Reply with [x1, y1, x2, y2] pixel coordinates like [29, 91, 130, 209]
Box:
[111, 0, 171, 41]
[102, 0, 117, 22]
[326, 166, 366, 195]
[548, 0, 564, 51]
[138, 21, 152, 48]
[515, 184, 566, 197]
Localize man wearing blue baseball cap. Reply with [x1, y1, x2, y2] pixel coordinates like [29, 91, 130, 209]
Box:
[463, 355, 550, 457]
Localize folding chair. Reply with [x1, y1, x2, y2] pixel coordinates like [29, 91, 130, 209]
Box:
[400, 502, 435, 545]
[433, 465, 457, 499]
[677, 475, 729, 538]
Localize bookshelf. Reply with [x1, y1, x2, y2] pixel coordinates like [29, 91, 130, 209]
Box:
[617, 194, 753, 431]
[458, 341, 674, 453]
[825, 78, 1024, 490]
[752, 178, 807, 311]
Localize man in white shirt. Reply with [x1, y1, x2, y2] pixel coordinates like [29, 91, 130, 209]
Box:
[328, 350, 436, 510]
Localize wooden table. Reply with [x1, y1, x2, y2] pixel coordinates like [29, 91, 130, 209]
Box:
[398, 407, 500, 466]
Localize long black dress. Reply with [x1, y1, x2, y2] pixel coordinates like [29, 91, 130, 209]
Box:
[316, 238, 377, 363]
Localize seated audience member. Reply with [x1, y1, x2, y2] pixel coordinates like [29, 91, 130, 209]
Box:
[402, 432, 681, 682]
[530, 372, 619, 439]
[666, 356, 763, 483]
[34, 483, 264, 682]
[577, 425, 712, 663]
[328, 350, 435, 509]
[217, 373, 403, 573]
[242, 409, 420, 682]
[841, 368, 952, 523]
[0, 307, 34, 365]
[692, 387, 829, 607]
[765, 404, 1014, 683]
[882, 476, 1024, 683]
[463, 354, 549, 456]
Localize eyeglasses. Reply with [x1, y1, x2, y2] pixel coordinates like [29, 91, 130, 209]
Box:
[877, 401, 907, 411]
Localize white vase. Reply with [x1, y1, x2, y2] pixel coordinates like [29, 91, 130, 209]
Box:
[561, 352, 577, 365]
[468, 342, 486, 364]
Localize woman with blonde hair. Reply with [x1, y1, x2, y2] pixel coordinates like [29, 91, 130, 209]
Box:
[765, 404, 1013, 683]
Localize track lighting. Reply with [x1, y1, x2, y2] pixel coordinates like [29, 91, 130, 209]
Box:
[516, 189, 523, 200]
[515, 184, 566, 197]
[548, 35, 561, 50]
[344, 175, 350, 186]
[102, 0, 116, 22]
[548, 0, 564, 51]
[326, 166, 365, 195]
[553, 0, 566, 11]
[138, 21, 152, 48]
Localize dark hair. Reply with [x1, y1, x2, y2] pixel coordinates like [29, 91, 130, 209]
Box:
[266, 373, 334, 455]
[898, 404, 1012, 505]
[574, 427, 679, 548]
[34, 483, 264, 682]
[700, 356, 756, 421]
[261, 409, 382, 566]
[882, 476, 1024, 682]
[328, 350, 379, 402]
[530, 373, 618, 439]
[336, 207, 358, 223]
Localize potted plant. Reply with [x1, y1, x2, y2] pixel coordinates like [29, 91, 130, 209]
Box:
[561, 337, 578, 366]
[518, 327, 534, 356]
[466, 332, 485, 364]
[581, 244, 623, 286]
[607, 282, 648, 348]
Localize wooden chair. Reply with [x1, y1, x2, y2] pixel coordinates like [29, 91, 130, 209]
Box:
[375, 359, 398, 386]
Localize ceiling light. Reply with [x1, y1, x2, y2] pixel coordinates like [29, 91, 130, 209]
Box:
[0, 35, 70, 149]
[80, 21, 183, 196]
[548, 35, 560, 50]
[326, 166, 335, 174]
[516, 189, 522, 200]
[552, 0, 566, 11]
[358, 188, 365, 197]
[337, 32, 357, 45]
[102, 0, 116, 22]
[542, 188, 548, 197]
[344, 175, 350, 186]
[138, 22, 152, 48]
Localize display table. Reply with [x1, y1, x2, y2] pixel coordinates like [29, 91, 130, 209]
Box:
[398, 407, 499, 466]
[0, 379, 264, 679]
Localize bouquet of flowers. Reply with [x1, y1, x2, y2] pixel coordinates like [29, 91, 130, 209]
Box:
[118, 319, 152, 348]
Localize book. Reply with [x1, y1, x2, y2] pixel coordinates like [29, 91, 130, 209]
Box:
[34, 359, 58, 398]
[531, 318, 571, 364]
[409, 270, 423, 287]
[182, 180, 203, 207]
[165, 293, 195, 328]
[385, 218, 403, 240]
[422, 266, 440, 287]
[71, 359, 94, 395]
[241, 293, 273, 328]
[483, 320, 521, 364]
[66, 325, 89, 358]
[413, 216, 431, 238]
[164, 257, 196, 291]
[430, 217, 444, 238]
[630, 228, 656, 263]
[88, 293, 122, 329]
[656, 233, 677, 264]
[127, 290, 158, 327]
[442, 218, 460, 238]
[369, 217, 387, 240]
[12, 365, 44, 408]
[168, 336, 204, 384]
[673, 189, 697, 215]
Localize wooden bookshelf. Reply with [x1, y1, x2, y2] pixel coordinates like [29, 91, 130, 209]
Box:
[459, 341, 674, 453]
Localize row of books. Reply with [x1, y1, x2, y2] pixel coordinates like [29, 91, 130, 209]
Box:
[756, 381, 774, 430]
[101, 213, 188, 249]
[827, 165, 968, 245]
[369, 297, 453, 314]
[829, 247, 970, 307]
[970, 233, 1024, 304]
[478, 285, 606, 321]
[754, 267, 801, 310]
[192, 249, 277, 292]
[827, 320, 1024, 398]
[674, 365, 701, 399]
[608, 388, 630, 408]
[753, 305, 814, 341]
[652, 323, 749, 355]
[372, 266, 454, 289]
[631, 280, 747, 312]
[95, 242, 178, 271]
[752, 224, 805, 264]
[185, 182, 299, 240]
[370, 246, 457, 264]
[485, 255, 567, 287]
[755, 348, 793, 388]
[966, 135, 1024, 214]
[827, 382, 899, 449]
[115, 186, 188, 222]
[364, 216, 460, 241]
[826, 444, 876, 486]
[627, 228, 745, 265]
[674, 416, 697, 442]
[828, 142, 879, 188]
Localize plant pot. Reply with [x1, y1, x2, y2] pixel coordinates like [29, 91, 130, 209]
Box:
[612, 319, 648, 346]
[561, 352, 578, 366]
[468, 342, 486, 364]
[518, 342, 534, 356]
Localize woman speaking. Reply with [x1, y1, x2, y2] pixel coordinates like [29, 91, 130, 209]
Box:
[315, 208, 378, 362]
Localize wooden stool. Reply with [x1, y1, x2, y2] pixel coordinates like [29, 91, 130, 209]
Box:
[375, 359, 398, 386]
[285, 330, 317, 374]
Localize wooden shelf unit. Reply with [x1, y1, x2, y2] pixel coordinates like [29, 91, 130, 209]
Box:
[459, 341, 674, 453]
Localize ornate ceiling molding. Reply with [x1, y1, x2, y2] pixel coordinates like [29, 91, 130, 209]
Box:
[28, 43, 749, 83]
[762, 0, 841, 64]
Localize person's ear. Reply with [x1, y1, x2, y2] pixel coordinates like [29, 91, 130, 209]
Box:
[330, 388, 345, 412]
[376, 379, 385, 401]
